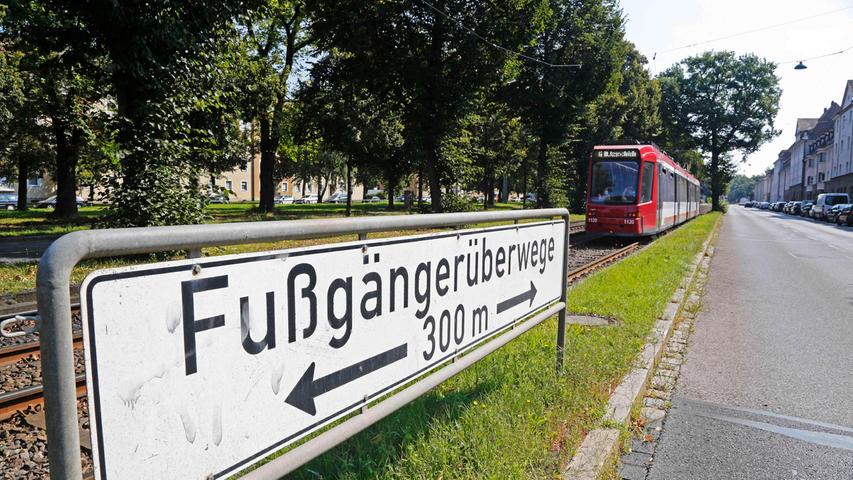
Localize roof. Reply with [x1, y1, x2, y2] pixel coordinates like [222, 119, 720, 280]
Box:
[808, 102, 840, 140]
[795, 118, 819, 134]
[844, 80, 853, 106]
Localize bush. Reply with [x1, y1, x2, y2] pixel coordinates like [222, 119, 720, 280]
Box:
[441, 193, 477, 213]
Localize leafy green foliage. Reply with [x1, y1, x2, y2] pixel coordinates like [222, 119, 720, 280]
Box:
[658, 51, 781, 210]
[726, 174, 757, 202]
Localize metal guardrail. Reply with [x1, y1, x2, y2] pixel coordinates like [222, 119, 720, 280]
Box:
[36, 209, 570, 480]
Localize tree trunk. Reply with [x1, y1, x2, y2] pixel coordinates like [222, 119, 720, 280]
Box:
[16, 157, 28, 211]
[522, 156, 528, 210]
[52, 118, 82, 219]
[424, 1, 444, 213]
[710, 150, 721, 211]
[417, 163, 424, 207]
[386, 170, 397, 210]
[424, 147, 443, 212]
[484, 166, 496, 209]
[345, 157, 352, 217]
[317, 174, 326, 202]
[258, 116, 276, 212]
[536, 134, 549, 208]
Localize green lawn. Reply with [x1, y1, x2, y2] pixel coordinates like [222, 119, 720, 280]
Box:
[233, 213, 721, 479]
[0, 203, 583, 295]
[0, 206, 106, 237]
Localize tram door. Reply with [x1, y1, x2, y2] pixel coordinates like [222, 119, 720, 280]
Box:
[657, 165, 663, 232]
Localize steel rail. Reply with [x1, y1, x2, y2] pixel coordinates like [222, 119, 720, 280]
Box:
[3, 238, 640, 433]
[567, 242, 640, 283]
[0, 375, 86, 421]
[0, 332, 83, 368]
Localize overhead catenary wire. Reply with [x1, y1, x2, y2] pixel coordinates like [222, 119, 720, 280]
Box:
[416, 0, 581, 69]
[652, 4, 853, 60]
[777, 44, 853, 65]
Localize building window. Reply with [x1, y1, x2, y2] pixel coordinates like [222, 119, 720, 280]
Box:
[807, 176, 812, 185]
[808, 159, 813, 168]
[819, 152, 825, 163]
[27, 177, 42, 187]
[240, 181, 248, 191]
[282, 182, 288, 192]
[225, 180, 233, 191]
[818, 173, 825, 182]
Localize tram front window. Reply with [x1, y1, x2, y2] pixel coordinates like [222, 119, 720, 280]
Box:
[589, 160, 639, 204]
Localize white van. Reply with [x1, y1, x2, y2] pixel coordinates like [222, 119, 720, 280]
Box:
[813, 193, 850, 220]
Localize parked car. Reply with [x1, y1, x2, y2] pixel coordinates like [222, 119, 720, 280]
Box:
[835, 204, 853, 226]
[743, 201, 754, 208]
[813, 193, 850, 220]
[274, 195, 294, 205]
[825, 203, 850, 224]
[295, 194, 318, 204]
[0, 192, 18, 210]
[800, 201, 814, 217]
[36, 195, 87, 208]
[326, 192, 349, 204]
[207, 192, 229, 204]
[366, 195, 382, 203]
[790, 201, 803, 215]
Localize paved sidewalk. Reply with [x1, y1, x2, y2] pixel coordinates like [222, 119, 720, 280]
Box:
[645, 207, 853, 480]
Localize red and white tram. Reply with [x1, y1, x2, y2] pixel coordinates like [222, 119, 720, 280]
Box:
[585, 143, 701, 237]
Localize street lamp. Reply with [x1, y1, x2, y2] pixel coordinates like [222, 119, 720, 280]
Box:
[794, 61, 807, 70]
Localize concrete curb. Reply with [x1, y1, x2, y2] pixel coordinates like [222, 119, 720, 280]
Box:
[563, 216, 722, 480]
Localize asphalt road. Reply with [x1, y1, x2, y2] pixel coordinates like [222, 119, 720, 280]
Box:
[647, 206, 853, 480]
[0, 235, 58, 264]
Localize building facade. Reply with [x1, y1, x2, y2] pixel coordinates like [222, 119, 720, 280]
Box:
[756, 81, 853, 202]
[826, 80, 853, 195]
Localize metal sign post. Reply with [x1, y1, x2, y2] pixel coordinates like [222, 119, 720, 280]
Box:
[36, 209, 569, 479]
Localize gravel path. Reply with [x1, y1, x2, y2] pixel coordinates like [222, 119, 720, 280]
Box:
[0, 350, 86, 395]
[0, 401, 93, 479]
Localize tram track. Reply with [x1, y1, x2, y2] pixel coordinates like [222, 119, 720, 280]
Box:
[0, 225, 647, 478]
[0, 234, 638, 426]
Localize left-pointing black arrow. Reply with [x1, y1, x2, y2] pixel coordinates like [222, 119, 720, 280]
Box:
[285, 343, 408, 415]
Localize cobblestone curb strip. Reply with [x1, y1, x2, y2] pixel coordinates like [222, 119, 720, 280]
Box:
[562, 216, 722, 480]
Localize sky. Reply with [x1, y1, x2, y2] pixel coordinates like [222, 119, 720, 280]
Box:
[620, 0, 853, 177]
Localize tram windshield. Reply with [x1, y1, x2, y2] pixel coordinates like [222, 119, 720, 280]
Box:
[589, 160, 639, 204]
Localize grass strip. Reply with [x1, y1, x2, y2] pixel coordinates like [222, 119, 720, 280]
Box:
[250, 212, 721, 479]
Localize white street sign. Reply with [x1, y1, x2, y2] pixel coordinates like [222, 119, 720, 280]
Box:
[81, 220, 565, 479]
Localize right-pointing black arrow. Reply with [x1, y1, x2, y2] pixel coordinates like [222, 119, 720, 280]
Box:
[496, 281, 538, 314]
[285, 343, 408, 415]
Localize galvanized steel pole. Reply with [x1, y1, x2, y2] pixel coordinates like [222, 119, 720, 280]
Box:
[556, 213, 571, 371]
[35, 208, 568, 479]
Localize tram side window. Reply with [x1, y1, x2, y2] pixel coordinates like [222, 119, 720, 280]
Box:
[640, 163, 655, 203]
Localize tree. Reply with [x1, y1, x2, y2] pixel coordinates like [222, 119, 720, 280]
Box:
[570, 41, 662, 209]
[309, 0, 544, 212]
[509, 0, 625, 208]
[457, 101, 527, 208]
[237, 1, 312, 212]
[726, 174, 756, 202]
[2, 2, 109, 218]
[48, 0, 257, 226]
[658, 51, 781, 211]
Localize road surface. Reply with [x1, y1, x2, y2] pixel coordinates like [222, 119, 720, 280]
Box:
[0, 235, 58, 264]
[647, 206, 853, 480]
